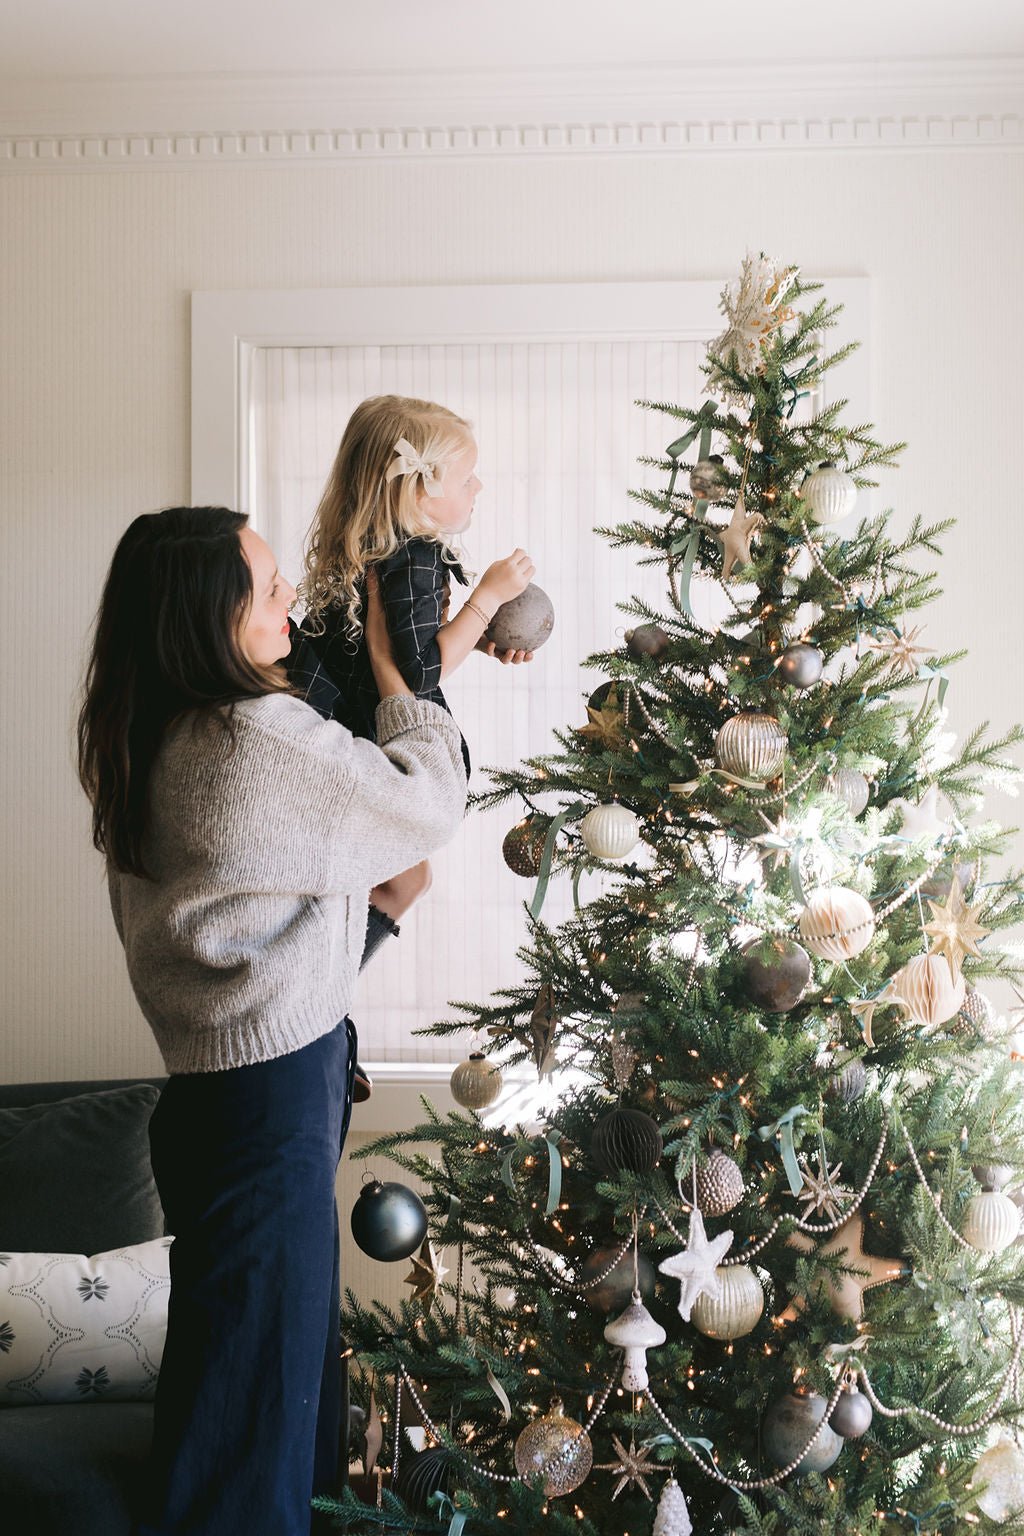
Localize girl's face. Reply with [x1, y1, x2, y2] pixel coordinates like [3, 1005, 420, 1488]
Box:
[420, 440, 482, 535]
[238, 526, 297, 666]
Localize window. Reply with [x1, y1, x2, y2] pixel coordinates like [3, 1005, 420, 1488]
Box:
[192, 282, 868, 1065]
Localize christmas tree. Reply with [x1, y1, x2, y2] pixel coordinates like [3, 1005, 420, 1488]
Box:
[326, 257, 1024, 1536]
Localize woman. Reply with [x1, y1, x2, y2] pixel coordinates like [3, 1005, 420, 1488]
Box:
[77, 506, 467, 1535]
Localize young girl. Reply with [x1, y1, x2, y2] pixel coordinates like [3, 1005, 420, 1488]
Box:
[78, 506, 466, 1535]
[291, 394, 535, 917]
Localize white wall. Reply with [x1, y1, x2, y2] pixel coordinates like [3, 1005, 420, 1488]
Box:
[2, 146, 1023, 1091]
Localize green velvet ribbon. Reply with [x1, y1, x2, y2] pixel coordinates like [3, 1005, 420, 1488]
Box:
[916, 660, 950, 712]
[529, 802, 585, 920]
[757, 1104, 814, 1196]
[668, 421, 714, 619]
[501, 1129, 563, 1216]
[428, 1492, 468, 1535]
[486, 1365, 512, 1422]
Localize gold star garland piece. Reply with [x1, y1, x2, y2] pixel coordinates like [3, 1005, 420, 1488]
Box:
[866, 623, 932, 677]
[716, 495, 766, 581]
[796, 1156, 849, 1224]
[595, 1435, 660, 1501]
[923, 876, 991, 976]
[404, 1238, 449, 1312]
[577, 685, 628, 749]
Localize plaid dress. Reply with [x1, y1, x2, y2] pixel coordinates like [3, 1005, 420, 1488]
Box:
[289, 537, 471, 773]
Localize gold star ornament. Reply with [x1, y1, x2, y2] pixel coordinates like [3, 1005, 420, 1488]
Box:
[924, 876, 990, 976]
[577, 685, 627, 749]
[867, 623, 932, 677]
[595, 1435, 660, 1501]
[788, 1212, 903, 1322]
[716, 495, 766, 581]
[404, 1238, 449, 1312]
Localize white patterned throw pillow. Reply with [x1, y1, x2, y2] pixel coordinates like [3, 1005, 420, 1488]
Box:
[0, 1237, 171, 1404]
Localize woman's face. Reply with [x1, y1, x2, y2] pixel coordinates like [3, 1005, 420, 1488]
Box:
[238, 526, 297, 667]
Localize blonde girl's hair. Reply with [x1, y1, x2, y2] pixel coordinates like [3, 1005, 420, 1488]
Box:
[301, 394, 474, 633]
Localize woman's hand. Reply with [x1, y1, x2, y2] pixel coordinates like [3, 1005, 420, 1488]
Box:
[475, 549, 535, 614]
[364, 568, 412, 699]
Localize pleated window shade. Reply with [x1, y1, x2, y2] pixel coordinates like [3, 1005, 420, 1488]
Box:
[249, 338, 728, 1062]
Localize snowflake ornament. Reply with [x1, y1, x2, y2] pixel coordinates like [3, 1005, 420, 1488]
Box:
[595, 1435, 660, 1501]
[797, 1156, 850, 1223]
[705, 253, 800, 397]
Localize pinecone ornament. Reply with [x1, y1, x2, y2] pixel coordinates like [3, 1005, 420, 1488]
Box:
[696, 1149, 744, 1216]
[653, 1476, 693, 1536]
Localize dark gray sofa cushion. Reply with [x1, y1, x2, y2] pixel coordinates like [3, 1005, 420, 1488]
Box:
[0, 1402, 151, 1533]
[0, 1084, 163, 1254]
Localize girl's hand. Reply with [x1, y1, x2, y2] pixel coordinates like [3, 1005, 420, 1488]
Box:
[364, 568, 412, 699]
[475, 548, 535, 612]
[475, 636, 535, 664]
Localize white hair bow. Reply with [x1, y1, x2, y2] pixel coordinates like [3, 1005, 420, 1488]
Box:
[385, 437, 444, 498]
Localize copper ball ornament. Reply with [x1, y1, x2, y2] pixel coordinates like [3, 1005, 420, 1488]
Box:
[591, 1106, 663, 1175]
[514, 1399, 593, 1497]
[714, 712, 787, 782]
[739, 936, 811, 1013]
[450, 1052, 503, 1110]
[486, 583, 555, 653]
[625, 623, 670, 660]
[581, 1246, 656, 1313]
[350, 1178, 429, 1263]
[763, 1389, 843, 1474]
[502, 817, 550, 877]
[777, 642, 824, 689]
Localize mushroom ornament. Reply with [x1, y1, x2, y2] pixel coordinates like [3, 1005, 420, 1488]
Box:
[603, 1289, 667, 1391]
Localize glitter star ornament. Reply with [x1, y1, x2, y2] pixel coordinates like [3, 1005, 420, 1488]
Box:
[577, 685, 628, 749]
[890, 782, 953, 842]
[404, 1238, 449, 1312]
[658, 1207, 734, 1321]
[797, 1156, 849, 1223]
[924, 877, 991, 975]
[595, 1435, 660, 1500]
[867, 623, 932, 676]
[788, 1212, 902, 1322]
[716, 495, 766, 580]
[653, 1475, 693, 1536]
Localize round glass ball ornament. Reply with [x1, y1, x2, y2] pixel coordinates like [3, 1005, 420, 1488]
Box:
[714, 712, 787, 782]
[691, 1264, 764, 1340]
[740, 936, 811, 1013]
[486, 583, 555, 653]
[690, 454, 728, 500]
[825, 1054, 867, 1104]
[824, 768, 871, 817]
[962, 1190, 1021, 1254]
[762, 1389, 843, 1475]
[591, 1106, 663, 1174]
[975, 1437, 1024, 1520]
[581, 1246, 656, 1313]
[973, 1163, 1014, 1193]
[798, 887, 875, 961]
[892, 953, 965, 1029]
[450, 1052, 503, 1111]
[580, 803, 641, 861]
[696, 1149, 745, 1216]
[398, 1446, 458, 1513]
[514, 1398, 593, 1497]
[800, 462, 857, 526]
[829, 1384, 873, 1439]
[350, 1178, 428, 1263]
[502, 818, 550, 877]
[625, 623, 670, 660]
[777, 642, 824, 690]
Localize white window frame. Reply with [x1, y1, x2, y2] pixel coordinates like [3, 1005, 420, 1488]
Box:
[190, 279, 869, 1128]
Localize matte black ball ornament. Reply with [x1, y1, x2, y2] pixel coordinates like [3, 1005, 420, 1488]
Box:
[591, 1106, 663, 1174]
[581, 1247, 656, 1313]
[398, 1446, 458, 1513]
[350, 1178, 428, 1263]
[740, 937, 811, 1013]
[625, 623, 670, 660]
[777, 642, 824, 690]
[486, 583, 555, 653]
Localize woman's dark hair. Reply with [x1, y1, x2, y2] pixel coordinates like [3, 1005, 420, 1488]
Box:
[77, 506, 288, 878]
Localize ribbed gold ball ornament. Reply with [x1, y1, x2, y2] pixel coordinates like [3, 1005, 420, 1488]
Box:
[962, 1190, 1021, 1254]
[695, 1150, 745, 1216]
[513, 1398, 593, 1497]
[798, 887, 875, 961]
[714, 712, 787, 782]
[824, 767, 870, 817]
[450, 1052, 503, 1110]
[580, 803, 641, 861]
[692, 1264, 764, 1340]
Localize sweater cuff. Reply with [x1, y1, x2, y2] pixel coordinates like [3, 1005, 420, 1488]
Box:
[374, 695, 459, 743]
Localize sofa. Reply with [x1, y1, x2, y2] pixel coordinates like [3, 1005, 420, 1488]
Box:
[0, 1076, 167, 1534]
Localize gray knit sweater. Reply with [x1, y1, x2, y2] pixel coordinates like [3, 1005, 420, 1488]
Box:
[108, 693, 467, 1074]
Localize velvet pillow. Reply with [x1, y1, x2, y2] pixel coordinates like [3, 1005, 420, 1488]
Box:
[0, 1086, 163, 1256]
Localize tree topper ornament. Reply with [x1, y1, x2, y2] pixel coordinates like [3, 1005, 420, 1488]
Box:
[705, 253, 800, 397]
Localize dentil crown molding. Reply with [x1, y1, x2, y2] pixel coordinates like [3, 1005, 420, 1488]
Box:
[1, 59, 1021, 170]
